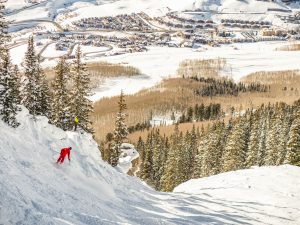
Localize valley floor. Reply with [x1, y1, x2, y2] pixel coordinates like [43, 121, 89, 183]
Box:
[87, 41, 300, 101]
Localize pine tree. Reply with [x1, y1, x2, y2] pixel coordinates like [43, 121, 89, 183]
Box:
[110, 90, 129, 167]
[50, 57, 72, 130]
[22, 36, 38, 116]
[139, 133, 153, 180]
[160, 125, 180, 192]
[245, 113, 260, 167]
[37, 57, 51, 117]
[11, 65, 21, 105]
[0, 49, 19, 127]
[222, 118, 248, 172]
[70, 46, 93, 132]
[285, 114, 300, 166]
[151, 129, 164, 189]
[0, 1, 9, 58]
[265, 111, 279, 166]
[22, 37, 50, 117]
[276, 105, 291, 165]
[257, 105, 269, 166]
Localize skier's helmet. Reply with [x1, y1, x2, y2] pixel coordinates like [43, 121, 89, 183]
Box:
[69, 147, 72, 150]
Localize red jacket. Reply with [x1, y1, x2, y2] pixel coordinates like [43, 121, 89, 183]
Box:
[60, 147, 71, 160]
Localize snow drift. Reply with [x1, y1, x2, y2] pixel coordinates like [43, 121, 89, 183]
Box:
[0, 108, 300, 224]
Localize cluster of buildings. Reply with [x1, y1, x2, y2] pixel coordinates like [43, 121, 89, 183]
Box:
[221, 19, 272, 29]
[154, 12, 216, 30]
[72, 13, 152, 32]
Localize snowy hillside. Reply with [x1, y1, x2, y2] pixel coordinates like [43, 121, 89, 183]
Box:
[6, 0, 300, 22]
[0, 107, 300, 224]
[174, 166, 300, 225]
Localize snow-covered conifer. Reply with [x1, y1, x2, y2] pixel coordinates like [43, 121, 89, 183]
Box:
[0, 0, 9, 57]
[70, 46, 93, 132]
[285, 113, 300, 166]
[50, 57, 72, 130]
[110, 90, 129, 167]
[222, 119, 248, 172]
[22, 37, 50, 117]
[0, 50, 19, 127]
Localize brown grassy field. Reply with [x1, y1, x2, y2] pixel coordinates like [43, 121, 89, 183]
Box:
[176, 58, 227, 78]
[276, 43, 300, 51]
[43, 61, 141, 88]
[92, 69, 300, 144]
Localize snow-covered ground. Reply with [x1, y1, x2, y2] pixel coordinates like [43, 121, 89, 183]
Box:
[0, 108, 299, 224]
[175, 165, 300, 225]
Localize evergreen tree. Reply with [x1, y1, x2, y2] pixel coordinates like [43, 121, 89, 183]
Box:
[160, 125, 180, 192]
[70, 46, 93, 132]
[0, 0, 9, 58]
[110, 90, 129, 167]
[0, 49, 19, 127]
[222, 118, 248, 172]
[22, 37, 50, 117]
[257, 105, 269, 166]
[37, 57, 51, 117]
[245, 113, 260, 167]
[151, 130, 164, 189]
[276, 105, 291, 165]
[285, 114, 300, 166]
[50, 57, 72, 130]
[22, 36, 39, 116]
[11, 65, 21, 105]
[139, 133, 153, 180]
[265, 112, 279, 165]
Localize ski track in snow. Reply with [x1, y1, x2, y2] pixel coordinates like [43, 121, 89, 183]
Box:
[0, 108, 300, 224]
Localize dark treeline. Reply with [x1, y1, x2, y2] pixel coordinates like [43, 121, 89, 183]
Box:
[128, 121, 151, 134]
[190, 76, 269, 97]
[136, 100, 300, 192]
[179, 103, 223, 123]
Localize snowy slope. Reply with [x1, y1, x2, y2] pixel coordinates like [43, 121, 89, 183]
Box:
[0, 108, 300, 224]
[174, 165, 300, 224]
[6, 0, 299, 22]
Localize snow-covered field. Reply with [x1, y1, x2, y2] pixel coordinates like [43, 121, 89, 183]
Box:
[89, 41, 300, 101]
[9, 39, 300, 102]
[0, 108, 299, 224]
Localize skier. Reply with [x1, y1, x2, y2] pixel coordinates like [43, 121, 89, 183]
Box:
[74, 116, 79, 131]
[56, 147, 72, 164]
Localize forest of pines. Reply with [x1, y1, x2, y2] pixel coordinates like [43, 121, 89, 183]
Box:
[137, 100, 300, 191]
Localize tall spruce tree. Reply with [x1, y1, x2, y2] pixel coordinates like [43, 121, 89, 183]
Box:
[285, 113, 300, 166]
[37, 56, 51, 117]
[0, 49, 19, 127]
[245, 113, 260, 167]
[22, 37, 50, 117]
[160, 125, 180, 192]
[70, 46, 93, 132]
[22, 36, 39, 116]
[0, 0, 9, 58]
[222, 118, 248, 172]
[11, 65, 21, 105]
[110, 90, 129, 167]
[50, 57, 72, 130]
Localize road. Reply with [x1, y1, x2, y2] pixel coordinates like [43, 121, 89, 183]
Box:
[12, 19, 64, 32]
